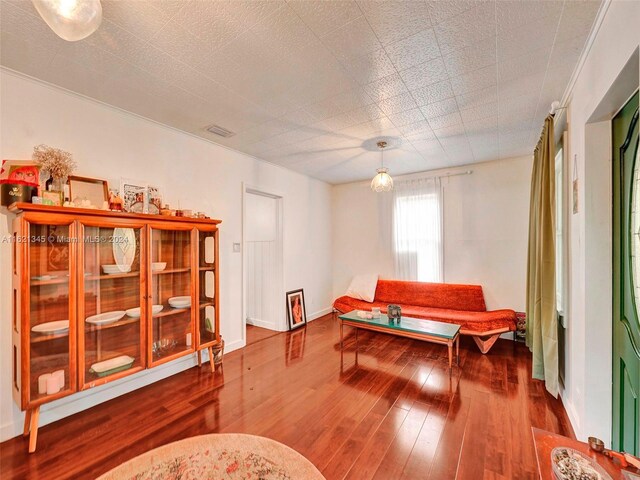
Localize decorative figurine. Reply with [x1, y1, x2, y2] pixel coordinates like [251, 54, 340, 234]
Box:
[109, 191, 123, 211]
[387, 304, 401, 323]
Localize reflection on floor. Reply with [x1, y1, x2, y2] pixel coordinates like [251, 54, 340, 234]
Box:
[0, 313, 573, 479]
[246, 324, 280, 345]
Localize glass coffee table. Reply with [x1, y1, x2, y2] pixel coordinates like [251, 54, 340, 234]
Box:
[338, 310, 461, 372]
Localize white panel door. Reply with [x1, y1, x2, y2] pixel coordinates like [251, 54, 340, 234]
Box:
[245, 192, 278, 329]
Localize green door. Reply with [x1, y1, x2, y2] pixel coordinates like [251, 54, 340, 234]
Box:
[613, 90, 639, 455]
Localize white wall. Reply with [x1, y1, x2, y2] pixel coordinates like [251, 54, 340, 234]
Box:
[561, 0, 640, 443]
[0, 70, 333, 441]
[332, 156, 532, 311]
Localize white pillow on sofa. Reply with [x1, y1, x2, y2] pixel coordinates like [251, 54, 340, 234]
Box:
[345, 274, 379, 303]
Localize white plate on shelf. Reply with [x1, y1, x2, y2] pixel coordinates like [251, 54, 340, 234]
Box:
[112, 228, 137, 271]
[86, 311, 126, 325]
[31, 275, 56, 281]
[152, 262, 166, 272]
[101, 264, 132, 275]
[125, 305, 163, 318]
[168, 296, 191, 308]
[32, 320, 69, 334]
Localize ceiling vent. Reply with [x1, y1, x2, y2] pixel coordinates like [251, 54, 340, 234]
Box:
[205, 124, 235, 138]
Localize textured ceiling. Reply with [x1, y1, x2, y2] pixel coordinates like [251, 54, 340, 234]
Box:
[1, 0, 601, 184]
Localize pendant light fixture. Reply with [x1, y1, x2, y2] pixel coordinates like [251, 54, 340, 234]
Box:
[370, 141, 394, 192]
[32, 0, 103, 42]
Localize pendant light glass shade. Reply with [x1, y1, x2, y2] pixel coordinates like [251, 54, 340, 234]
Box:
[371, 140, 393, 192]
[32, 0, 102, 41]
[371, 168, 394, 192]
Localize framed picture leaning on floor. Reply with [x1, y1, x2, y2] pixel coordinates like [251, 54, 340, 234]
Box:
[286, 288, 307, 330]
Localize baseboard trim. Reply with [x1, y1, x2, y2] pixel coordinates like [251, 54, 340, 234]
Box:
[246, 317, 278, 330]
[308, 307, 332, 321]
[560, 392, 582, 440]
[0, 338, 245, 442]
[224, 338, 245, 353]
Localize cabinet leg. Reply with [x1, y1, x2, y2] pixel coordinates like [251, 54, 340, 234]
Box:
[208, 347, 215, 373]
[23, 409, 31, 437]
[28, 406, 40, 453]
[197, 349, 202, 367]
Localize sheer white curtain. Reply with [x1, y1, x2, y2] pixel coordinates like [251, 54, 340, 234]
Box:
[392, 177, 443, 282]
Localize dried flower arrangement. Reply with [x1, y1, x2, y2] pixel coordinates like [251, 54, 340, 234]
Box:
[32, 144, 76, 180]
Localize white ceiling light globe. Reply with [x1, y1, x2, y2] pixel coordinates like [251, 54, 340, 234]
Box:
[371, 168, 394, 192]
[32, 0, 102, 41]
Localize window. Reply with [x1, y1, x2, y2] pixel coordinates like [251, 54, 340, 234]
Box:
[392, 177, 443, 282]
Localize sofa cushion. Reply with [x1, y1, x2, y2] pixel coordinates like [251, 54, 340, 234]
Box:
[374, 279, 487, 312]
[333, 295, 516, 334]
[345, 273, 378, 303]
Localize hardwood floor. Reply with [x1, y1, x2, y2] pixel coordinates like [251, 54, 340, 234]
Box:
[246, 323, 280, 345]
[0, 313, 573, 479]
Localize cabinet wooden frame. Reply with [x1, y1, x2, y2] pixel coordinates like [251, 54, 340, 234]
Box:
[8, 202, 221, 453]
[13, 211, 79, 411]
[76, 218, 148, 389]
[146, 222, 197, 368]
[195, 226, 220, 351]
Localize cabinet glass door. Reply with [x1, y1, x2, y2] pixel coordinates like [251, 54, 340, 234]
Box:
[150, 227, 195, 364]
[80, 224, 145, 387]
[198, 229, 217, 347]
[27, 221, 76, 403]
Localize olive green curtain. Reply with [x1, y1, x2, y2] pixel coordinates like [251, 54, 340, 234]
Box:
[526, 115, 558, 397]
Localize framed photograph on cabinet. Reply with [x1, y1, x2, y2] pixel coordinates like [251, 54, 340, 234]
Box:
[286, 288, 307, 330]
[41, 190, 62, 206]
[120, 178, 162, 214]
[147, 185, 162, 214]
[120, 178, 146, 213]
[68, 175, 108, 208]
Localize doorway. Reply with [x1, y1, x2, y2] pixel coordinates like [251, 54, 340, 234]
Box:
[612, 90, 639, 455]
[242, 185, 284, 345]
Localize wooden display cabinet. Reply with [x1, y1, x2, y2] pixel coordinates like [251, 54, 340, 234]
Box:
[195, 227, 219, 371]
[9, 203, 221, 453]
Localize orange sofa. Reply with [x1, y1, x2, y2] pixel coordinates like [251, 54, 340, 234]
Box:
[333, 279, 517, 354]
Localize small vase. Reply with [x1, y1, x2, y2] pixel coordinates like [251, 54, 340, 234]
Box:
[51, 177, 65, 192]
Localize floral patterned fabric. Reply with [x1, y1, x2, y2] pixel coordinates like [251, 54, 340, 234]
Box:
[97, 434, 324, 480]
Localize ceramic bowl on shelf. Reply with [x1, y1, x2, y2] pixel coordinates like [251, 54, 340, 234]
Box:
[125, 305, 163, 318]
[31, 320, 69, 334]
[101, 264, 132, 275]
[86, 311, 126, 326]
[168, 296, 191, 308]
[151, 262, 167, 272]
